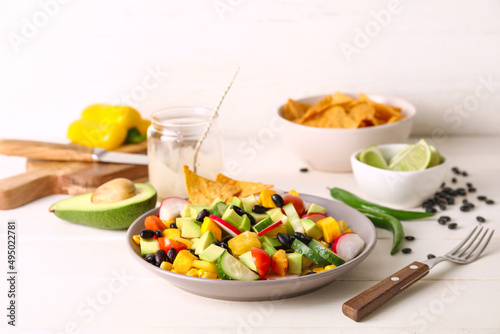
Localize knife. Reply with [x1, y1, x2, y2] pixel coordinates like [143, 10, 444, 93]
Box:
[0, 139, 148, 165]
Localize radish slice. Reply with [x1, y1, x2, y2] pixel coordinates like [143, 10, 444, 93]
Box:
[209, 215, 241, 237]
[159, 197, 191, 221]
[332, 233, 364, 261]
[257, 220, 283, 237]
[300, 212, 328, 223]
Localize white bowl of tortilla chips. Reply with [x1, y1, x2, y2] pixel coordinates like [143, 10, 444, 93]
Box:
[277, 92, 416, 172]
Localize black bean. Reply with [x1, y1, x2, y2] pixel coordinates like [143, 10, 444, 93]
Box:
[452, 167, 460, 174]
[300, 168, 309, 173]
[155, 229, 163, 239]
[462, 171, 468, 177]
[440, 182, 445, 188]
[187, 249, 197, 256]
[144, 253, 156, 265]
[467, 203, 475, 209]
[271, 194, 285, 207]
[221, 235, 233, 245]
[460, 205, 471, 212]
[477, 196, 487, 201]
[486, 199, 495, 205]
[155, 249, 167, 266]
[252, 205, 267, 214]
[221, 243, 231, 254]
[402, 248, 412, 254]
[213, 241, 222, 247]
[230, 205, 245, 216]
[277, 233, 293, 249]
[446, 197, 455, 205]
[170, 222, 177, 229]
[196, 209, 210, 222]
[438, 203, 447, 211]
[245, 212, 256, 225]
[456, 188, 467, 196]
[476, 216, 486, 222]
[442, 187, 453, 194]
[405, 236, 415, 241]
[439, 216, 451, 222]
[140, 229, 155, 239]
[294, 232, 311, 244]
[448, 223, 458, 230]
[426, 207, 437, 213]
[166, 248, 177, 263]
[427, 254, 436, 259]
[452, 178, 457, 183]
[466, 182, 473, 187]
[468, 188, 476, 193]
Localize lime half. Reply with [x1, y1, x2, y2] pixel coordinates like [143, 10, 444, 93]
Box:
[358, 145, 388, 169]
[388, 139, 432, 171]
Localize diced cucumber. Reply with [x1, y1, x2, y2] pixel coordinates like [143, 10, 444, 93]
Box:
[307, 203, 326, 214]
[238, 214, 251, 232]
[261, 241, 277, 257]
[252, 216, 274, 233]
[308, 239, 345, 266]
[216, 250, 260, 281]
[286, 253, 303, 275]
[211, 201, 227, 218]
[259, 236, 282, 248]
[290, 239, 329, 266]
[241, 195, 258, 213]
[283, 203, 305, 234]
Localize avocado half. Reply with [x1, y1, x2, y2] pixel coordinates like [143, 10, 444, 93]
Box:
[49, 183, 157, 230]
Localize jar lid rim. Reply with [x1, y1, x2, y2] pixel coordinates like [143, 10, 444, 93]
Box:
[151, 107, 214, 128]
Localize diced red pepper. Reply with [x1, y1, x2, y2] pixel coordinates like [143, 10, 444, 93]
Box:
[158, 237, 187, 252]
[144, 215, 166, 231]
[251, 247, 271, 278]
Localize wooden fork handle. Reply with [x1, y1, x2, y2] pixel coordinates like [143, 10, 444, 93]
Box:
[343, 261, 430, 322]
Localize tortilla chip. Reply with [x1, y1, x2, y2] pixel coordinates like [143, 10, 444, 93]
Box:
[183, 166, 240, 205]
[215, 174, 273, 198]
[282, 99, 311, 121]
[349, 104, 376, 123]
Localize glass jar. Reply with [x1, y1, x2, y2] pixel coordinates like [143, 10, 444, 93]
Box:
[148, 107, 224, 201]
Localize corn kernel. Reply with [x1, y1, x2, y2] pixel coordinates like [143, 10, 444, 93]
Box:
[200, 271, 219, 279]
[160, 261, 173, 271]
[192, 260, 218, 273]
[313, 267, 325, 273]
[186, 268, 199, 277]
[324, 265, 337, 271]
[132, 235, 141, 245]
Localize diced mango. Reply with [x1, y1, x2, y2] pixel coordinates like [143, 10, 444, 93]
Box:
[289, 189, 299, 196]
[192, 260, 218, 273]
[317, 217, 341, 243]
[132, 235, 140, 245]
[271, 249, 288, 276]
[258, 189, 277, 208]
[324, 264, 336, 271]
[200, 217, 222, 241]
[160, 261, 173, 271]
[163, 228, 181, 239]
[172, 250, 198, 275]
[337, 219, 348, 233]
[228, 231, 262, 257]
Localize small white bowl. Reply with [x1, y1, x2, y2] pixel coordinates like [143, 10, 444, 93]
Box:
[351, 144, 449, 209]
[277, 94, 416, 172]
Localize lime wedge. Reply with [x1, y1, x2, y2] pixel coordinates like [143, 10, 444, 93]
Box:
[427, 142, 442, 168]
[358, 145, 388, 169]
[388, 139, 432, 171]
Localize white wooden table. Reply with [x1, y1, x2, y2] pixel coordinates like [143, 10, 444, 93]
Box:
[0, 136, 499, 333]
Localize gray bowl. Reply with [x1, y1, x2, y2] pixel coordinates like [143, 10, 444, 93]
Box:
[126, 194, 377, 301]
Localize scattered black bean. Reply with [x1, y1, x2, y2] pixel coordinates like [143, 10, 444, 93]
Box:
[452, 167, 460, 174]
[446, 197, 455, 205]
[252, 205, 267, 214]
[300, 168, 309, 173]
[277, 232, 293, 249]
[196, 209, 210, 222]
[452, 178, 457, 183]
[468, 188, 476, 193]
[230, 205, 246, 216]
[476, 216, 486, 223]
[170, 222, 177, 229]
[440, 182, 446, 188]
[166, 248, 178, 263]
[294, 232, 311, 244]
[466, 182, 473, 187]
[448, 223, 458, 230]
[456, 188, 467, 196]
[438, 203, 447, 210]
[271, 194, 285, 207]
[486, 199, 495, 205]
[402, 248, 412, 254]
[460, 205, 471, 212]
[155, 229, 163, 239]
[140, 229, 155, 239]
[477, 196, 487, 201]
[427, 254, 436, 259]
[439, 216, 451, 222]
[426, 207, 437, 213]
[245, 212, 256, 225]
[144, 253, 156, 265]
[405, 236, 415, 241]
[155, 249, 167, 266]
[462, 171, 468, 177]
[462, 199, 469, 205]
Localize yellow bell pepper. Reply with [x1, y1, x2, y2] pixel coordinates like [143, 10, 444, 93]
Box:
[67, 104, 151, 150]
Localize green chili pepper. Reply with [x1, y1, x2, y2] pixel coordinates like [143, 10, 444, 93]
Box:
[329, 187, 434, 220]
[357, 208, 405, 255]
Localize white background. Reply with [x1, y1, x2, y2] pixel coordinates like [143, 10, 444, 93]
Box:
[1, 0, 500, 141]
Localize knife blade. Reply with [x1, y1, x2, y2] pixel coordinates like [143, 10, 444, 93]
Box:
[0, 139, 148, 165]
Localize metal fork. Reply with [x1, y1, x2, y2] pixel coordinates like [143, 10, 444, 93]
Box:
[342, 226, 495, 322]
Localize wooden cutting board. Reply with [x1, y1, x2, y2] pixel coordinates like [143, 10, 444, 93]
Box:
[0, 141, 149, 210]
